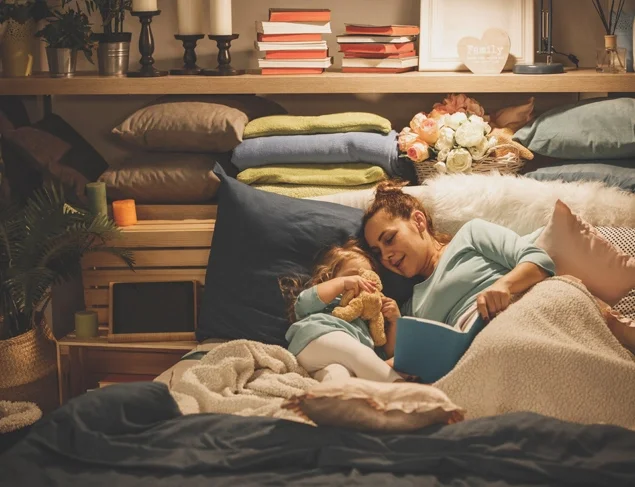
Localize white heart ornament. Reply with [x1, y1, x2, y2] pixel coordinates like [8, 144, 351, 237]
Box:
[457, 28, 511, 74]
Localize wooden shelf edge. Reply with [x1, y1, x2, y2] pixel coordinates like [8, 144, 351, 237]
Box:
[1, 69, 633, 94]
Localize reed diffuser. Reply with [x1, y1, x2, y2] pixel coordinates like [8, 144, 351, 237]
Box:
[593, 0, 628, 73]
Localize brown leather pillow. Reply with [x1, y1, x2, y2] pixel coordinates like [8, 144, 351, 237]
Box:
[99, 152, 220, 204]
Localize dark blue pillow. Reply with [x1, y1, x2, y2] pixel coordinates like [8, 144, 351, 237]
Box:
[197, 167, 418, 345]
[525, 162, 635, 193]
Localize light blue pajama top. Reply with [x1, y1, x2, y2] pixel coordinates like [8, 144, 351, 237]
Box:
[285, 286, 377, 356]
[401, 219, 555, 326]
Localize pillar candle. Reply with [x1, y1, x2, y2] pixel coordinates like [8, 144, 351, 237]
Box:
[132, 0, 158, 12]
[86, 182, 108, 217]
[209, 0, 232, 35]
[112, 199, 138, 227]
[75, 310, 98, 338]
[178, 0, 204, 35]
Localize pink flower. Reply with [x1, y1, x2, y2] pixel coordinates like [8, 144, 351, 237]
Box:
[432, 94, 485, 117]
[419, 118, 440, 145]
[428, 106, 450, 120]
[398, 131, 420, 151]
[409, 112, 427, 134]
[407, 142, 430, 163]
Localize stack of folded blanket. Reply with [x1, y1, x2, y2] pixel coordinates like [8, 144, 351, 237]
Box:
[230, 112, 416, 198]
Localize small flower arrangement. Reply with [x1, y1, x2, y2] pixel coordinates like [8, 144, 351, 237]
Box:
[399, 93, 501, 175]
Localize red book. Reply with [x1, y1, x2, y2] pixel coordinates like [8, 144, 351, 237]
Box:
[344, 24, 420, 36]
[261, 68, 325, 75]
[343, 50, 417, 59]
[265, 50, 328, 59]
[257, 33, 323, 42]
[269, 8, 331, 22]
[341, 67, 417, 73]
[339, 42, 415, 54]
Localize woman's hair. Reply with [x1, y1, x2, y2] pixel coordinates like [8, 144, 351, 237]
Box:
[362, 179, 451, 244]
[278, 238, 377, 324]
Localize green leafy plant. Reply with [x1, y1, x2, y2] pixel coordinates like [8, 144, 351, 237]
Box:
[0, 0, 50, 25]
[35, 1, 96, 63]
[84, 0, 132, 38]
[0, 184, 135, 340]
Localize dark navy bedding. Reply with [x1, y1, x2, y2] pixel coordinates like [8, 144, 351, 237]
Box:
[1, 381, 634, 487]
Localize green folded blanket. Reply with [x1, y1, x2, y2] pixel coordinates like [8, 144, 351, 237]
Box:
[237, 163, 387, 186]
[242, 113, 392, 139]
[253, 183, 378, 199]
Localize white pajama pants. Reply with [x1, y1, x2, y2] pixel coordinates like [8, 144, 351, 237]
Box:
[296, 331, 401, 383]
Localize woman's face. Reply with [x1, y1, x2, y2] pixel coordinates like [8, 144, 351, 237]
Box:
[364, 209, 436, 278]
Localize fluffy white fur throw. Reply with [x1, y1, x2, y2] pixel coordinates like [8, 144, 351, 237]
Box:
[435, 277, 635, 430]
[169, 339, 317, 424]
[308, 174, 635, 235]
[0, 401, 42, 433]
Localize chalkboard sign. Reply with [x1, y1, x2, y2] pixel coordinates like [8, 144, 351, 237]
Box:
[108, 280, 198, 342]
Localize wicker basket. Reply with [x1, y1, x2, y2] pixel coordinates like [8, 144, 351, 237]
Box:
[0, 319, 58, 413]
[413, 143, 525, 185]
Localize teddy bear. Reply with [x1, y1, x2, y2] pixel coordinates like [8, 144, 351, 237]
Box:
[332, 268, 387, 347]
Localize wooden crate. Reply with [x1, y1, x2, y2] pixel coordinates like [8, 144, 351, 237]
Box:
[82, 205, 216, 331]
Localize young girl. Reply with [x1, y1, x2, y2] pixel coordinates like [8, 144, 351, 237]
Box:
[280, 239, 407, 383]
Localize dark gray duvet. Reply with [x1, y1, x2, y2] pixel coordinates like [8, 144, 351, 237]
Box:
[1, 382, 634, 487]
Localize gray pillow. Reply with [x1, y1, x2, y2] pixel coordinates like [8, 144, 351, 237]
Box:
[514, 98, 635, 160]
[525, 163, 635, 193]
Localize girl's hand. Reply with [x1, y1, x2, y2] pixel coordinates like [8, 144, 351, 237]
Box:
[381, 296, 401, 325]
[339, 275, 376, 296]
[476, 281, 512, 322]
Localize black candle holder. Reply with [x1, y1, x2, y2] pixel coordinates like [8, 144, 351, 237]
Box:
[127, 10, 168, 78]
[201, 33, 244, 76]
[170, 34, 205, 75]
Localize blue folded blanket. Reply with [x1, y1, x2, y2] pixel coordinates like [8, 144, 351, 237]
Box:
[231, 130, 414, 181]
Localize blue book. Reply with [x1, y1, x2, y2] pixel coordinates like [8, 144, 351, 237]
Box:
[393, 306, 486, 384]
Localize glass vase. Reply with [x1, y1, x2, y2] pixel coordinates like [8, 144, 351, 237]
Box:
[596, 35, 627, 73]
[0, 18, 35, 77]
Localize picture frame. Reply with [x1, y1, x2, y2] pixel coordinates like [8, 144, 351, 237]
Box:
[418, 0, 535, 71]
[108, 280, 199, 342]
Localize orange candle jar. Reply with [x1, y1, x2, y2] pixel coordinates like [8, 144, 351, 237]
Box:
[112, 199, 138, 227]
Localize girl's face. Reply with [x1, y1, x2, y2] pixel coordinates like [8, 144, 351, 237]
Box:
[335, 255, 373, 278]
[364, 209, 437, 278]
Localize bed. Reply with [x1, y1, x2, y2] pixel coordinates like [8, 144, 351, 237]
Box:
[3, 172, 635, 486]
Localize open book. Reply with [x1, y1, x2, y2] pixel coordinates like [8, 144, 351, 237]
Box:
[393, 304, 485, 384]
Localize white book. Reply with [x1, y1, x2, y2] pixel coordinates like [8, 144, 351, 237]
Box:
[336, 35, 415, 44]
[341, 56, 419, 68]
[255, 41, 328, 51]
[257, 58, 333, 68]
[256, 20, 332, 35]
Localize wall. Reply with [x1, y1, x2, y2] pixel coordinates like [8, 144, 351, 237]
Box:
[15, 0, 629, 164]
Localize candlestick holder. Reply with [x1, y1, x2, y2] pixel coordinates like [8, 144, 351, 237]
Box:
[127, 10, 168, 77]
[202, 33, 244, 76]
[170, 34, 205, 75]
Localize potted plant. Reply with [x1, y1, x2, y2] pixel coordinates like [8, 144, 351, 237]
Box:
[0, 184, 134, 412]
[35, 1, 95, 78]
[85, 0, 132, 76]
[0, 0, 50, 77]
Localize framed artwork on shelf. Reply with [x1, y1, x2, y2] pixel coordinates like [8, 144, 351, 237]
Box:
[418, 0, 535, 71]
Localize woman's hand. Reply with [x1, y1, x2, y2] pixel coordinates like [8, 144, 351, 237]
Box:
[339, 275, 377, 296]
[476, 280, 512, 322]
[381, 296, 401, 325]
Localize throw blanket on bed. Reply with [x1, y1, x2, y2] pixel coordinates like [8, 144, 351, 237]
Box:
[170, 339, 318, 423]
[237, 163, 387, 186]
[242, 113, 392, 139]
[435, 277, 635, 430]
[230, 131, 413, 181]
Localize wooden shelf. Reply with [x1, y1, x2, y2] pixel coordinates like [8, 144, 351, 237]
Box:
[1, 69, 633, 95]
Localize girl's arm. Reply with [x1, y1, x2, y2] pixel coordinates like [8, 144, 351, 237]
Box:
[316, 276, 377, 304]
[381, 297, 401, 358]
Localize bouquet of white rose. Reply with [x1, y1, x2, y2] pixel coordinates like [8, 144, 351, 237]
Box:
[398, 94, 523, 182]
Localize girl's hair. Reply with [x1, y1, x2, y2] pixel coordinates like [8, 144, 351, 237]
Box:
[278, 238, 377, 324]
[362, 179, 451, 244]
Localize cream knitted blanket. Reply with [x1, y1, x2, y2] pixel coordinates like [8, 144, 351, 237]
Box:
[169, 339, 318, 423]
[435, 277, 635, 430]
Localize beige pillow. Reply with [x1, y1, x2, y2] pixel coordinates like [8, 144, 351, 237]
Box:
[535, 200, 635, 306]
[282, 378, 465, 432]
[99, 153, 220, 204]
[112, 102, 248, 152]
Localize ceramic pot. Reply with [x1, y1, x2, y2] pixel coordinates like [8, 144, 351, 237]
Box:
[0, 18, 35, 77]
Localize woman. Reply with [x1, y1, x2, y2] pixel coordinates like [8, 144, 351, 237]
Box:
[362, 180, 556, 356]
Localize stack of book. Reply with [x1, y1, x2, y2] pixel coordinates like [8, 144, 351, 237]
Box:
[337, 24, 420, 73]
[256, 8, 333, 75]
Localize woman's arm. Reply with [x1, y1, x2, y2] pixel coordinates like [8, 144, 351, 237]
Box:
[477, 262, 550, 321]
